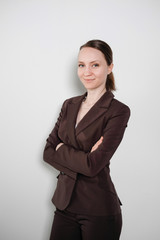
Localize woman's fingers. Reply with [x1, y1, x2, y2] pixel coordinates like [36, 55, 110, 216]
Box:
[91, 136, 103, 152]
[56, 142, 64, 151]
[95, 136, 103, 147]
[98, 136, 103, 144]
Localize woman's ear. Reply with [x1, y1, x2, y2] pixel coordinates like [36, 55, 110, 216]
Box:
[107, 63, 114, 75]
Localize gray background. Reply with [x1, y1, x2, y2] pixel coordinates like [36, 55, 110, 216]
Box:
[0, 0, 160, 239]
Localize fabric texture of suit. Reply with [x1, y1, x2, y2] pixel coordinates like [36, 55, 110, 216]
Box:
[43, 91, 130, 216]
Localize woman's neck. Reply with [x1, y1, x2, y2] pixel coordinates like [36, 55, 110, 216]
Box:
[85, 87, 107, 106]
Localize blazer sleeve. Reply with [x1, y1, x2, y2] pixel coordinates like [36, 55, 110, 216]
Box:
[43, 100, 77, 180]
[44, 104, 130, 177]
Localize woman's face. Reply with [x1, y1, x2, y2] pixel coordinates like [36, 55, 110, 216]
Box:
[77, 47, 113, 90]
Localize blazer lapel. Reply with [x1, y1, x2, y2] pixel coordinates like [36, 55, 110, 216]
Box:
[66, 93, 86, 147]
[75, 91, 114, 136]
[66, 91, 114, 145]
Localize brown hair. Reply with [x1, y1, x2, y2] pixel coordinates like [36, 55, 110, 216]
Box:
[80, 39, 116, 91]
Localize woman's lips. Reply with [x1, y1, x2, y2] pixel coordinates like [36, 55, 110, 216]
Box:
[83, 78, 95, 82]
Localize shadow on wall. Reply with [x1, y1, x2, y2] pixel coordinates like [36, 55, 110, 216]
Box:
[69, 58, 86, 95]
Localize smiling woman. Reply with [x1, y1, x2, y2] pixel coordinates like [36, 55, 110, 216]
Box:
[43, 39, 130, 240]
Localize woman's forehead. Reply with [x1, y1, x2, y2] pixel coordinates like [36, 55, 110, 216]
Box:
[78, 47, 105, 62]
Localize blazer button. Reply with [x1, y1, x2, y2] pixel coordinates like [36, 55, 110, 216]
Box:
[61, 172, 65, 175]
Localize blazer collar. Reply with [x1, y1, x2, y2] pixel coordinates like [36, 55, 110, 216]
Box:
[67, 91, 114, 140]
[71, 90, 114, 107]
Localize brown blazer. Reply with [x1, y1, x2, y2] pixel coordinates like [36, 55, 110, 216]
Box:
[43, 91, 130, 216]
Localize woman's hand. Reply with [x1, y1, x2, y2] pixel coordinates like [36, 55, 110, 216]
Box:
[91, 136, 103, 152]
[56, 142, 64, 151]
[56, 137, 103, 152]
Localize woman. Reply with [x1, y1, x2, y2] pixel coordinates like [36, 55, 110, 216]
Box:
[43, 39, 130, 240]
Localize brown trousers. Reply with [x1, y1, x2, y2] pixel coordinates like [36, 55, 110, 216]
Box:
[50, 209, 122, 240]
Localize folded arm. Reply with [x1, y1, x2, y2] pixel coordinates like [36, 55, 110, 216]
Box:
[44, 105, 130, 177]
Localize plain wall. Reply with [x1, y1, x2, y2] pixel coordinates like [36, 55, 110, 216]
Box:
[0, 0, 160, 239]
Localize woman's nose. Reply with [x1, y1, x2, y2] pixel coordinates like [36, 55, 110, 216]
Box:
[84, 66, 92, 76]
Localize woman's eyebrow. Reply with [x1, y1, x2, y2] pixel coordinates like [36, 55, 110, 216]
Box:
[78, 60, 100, 63]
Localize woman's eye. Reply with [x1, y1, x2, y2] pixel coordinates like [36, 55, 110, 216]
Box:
[78, 64, 84, 68]
[92, 64, 99, 68]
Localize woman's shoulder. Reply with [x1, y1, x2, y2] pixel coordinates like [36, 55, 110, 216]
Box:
[110, 97, 131, 116]
[112, 97, 130, 110]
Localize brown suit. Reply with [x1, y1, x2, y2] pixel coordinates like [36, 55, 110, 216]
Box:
[43, 91, 130, 216]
